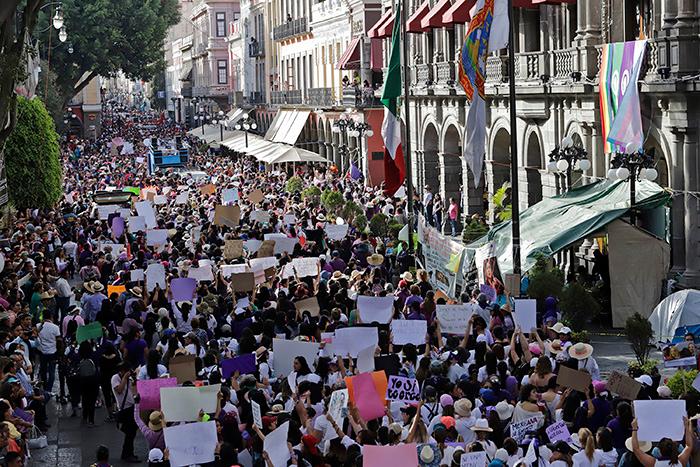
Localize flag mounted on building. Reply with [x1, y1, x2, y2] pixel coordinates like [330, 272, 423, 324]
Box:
[599, 40, 647, 153]
[458, 0, 508, 186]
[380, 0, 406, 197]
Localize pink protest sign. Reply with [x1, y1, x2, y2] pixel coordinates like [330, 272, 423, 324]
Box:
[136, 377, 178, 410]
[353, 372, 385, 421]
[363, 443, 418, 467]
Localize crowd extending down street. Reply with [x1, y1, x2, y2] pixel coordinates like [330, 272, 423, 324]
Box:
[0, 104, 696, 467]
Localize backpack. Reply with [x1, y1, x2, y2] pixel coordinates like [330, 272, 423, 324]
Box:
[78, 358, 97, 378]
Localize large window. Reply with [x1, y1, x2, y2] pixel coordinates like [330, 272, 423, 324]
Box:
[216, 12, 226, 37]
[217, 60, 228, 84]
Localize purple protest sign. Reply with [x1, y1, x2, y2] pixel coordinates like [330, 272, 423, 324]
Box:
[221, 353, 256, 378]
[136, 377, 178, 410]
[480, 284, 496, 303]
[111, 216, 125, 239]
[171, 278, 197, 302]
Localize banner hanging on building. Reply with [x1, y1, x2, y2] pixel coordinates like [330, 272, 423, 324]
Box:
[417, 215, 466, 298]
[599, 40, 647, 154]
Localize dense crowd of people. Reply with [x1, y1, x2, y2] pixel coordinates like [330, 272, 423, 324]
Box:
[0, 103, 696, 467]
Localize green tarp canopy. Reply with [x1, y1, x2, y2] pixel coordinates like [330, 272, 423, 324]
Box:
[466, 180, 671, 274]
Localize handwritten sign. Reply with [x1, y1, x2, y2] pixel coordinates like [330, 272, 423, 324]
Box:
[460, 451, 488, 467]
[251, 400, 263, 428]
[160, 384, 221, 422]
[145, 263, 166, 291]
[557, 366, 592, 393]
[214, 205, 241, 228]
[164, 421, 217, 467]
[325, 224, 349, 241]
[294, 297, 320, 317]
[328, 389, 348, 425]
[546, 421, 571, 443]
[436, 305, 471, 334]
[291, 257, 319, 278]
[608, 370, 642, 400]
[510, 416, 540, 443]
[386, 375, 420, 403]
[357, 296, 394, 324]
[390, 319, 427, 346]
[247, 189, 264, 204]
[224, 239, 244, 259]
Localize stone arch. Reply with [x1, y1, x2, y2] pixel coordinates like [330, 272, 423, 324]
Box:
[441, 124, 464, 230]
[644, 125, 673, 188]
[422, 122, 440, 200]
[488, 123, 511, 202]
[523, 128, 543, 206]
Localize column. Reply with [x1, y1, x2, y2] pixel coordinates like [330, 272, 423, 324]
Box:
[669, 129, 686, 275]
[590, 125, 603, 180]
[662, 0, 678, 31]
[683, 130, 700, 286]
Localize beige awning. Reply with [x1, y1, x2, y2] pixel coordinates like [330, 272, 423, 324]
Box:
[264, 108, 310, 145]
[260, 145, 329, 164]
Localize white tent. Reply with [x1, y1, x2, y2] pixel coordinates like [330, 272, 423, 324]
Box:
[648, 290, 700, 344]
[261, 145, 328, 164]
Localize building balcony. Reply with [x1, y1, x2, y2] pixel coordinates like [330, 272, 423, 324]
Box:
[247, 92, 265, 104]
[271, 89, 303, 105]
[306, 87, 335, 107]
[228, 20, 241, 40]
[193, 43, 208, 57]
[248, 41, 264, 58]
[342, 87, 382, 108]
[273, 17, 309, 41]
[414, 63, 434, 87]
[434, 61, 456, 86]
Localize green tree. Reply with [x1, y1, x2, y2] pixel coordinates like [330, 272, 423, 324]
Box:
[369, 213, 390, 238]
[37, 0, 180, 105]
[5, 97, 62, 209]
[285, 176, 303, 194]
[625, 312, 655, 366]
[491, 182, 512, 223]
[321, 189, 344, 213]
[526, 255, 564, 309]
[559, 282, 600, 330]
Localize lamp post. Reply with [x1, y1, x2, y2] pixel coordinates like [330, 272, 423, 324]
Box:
[194, 105, 210, 135]
[547, 136, 591, 274]
[211, 110, 225, 141]
[546, 136, 591, 191]
[607, 150, 658, 225]
[234, 113, 258, 148]
[347, 120, 373, 181]
[332, 114, 353, 171]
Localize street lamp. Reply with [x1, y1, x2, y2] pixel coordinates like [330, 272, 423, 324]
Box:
[58, 26, 67, 42]
[348, 119, 373, 177]
[213, 110, 225, 141]
[607, 149, 657, 224]
[332, 116, 352, 170]
[52, 4, 64, 30]
[234, 112, 258, 148]
[547, 136, 590, 191]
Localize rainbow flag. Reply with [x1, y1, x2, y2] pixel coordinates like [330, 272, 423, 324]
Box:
[599, 40, 647, 153]
[458, 0, 508, 186]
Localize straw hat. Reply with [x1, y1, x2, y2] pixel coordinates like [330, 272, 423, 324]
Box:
[148, 411, 164, 431]
[470, 418, 493, 432]
[548, 339, 564, 354]
[131, 286, 143, 296]
[40, 291, 55, 300]
[568, 342, 593, 360]
[401, 271, 414, 282]
[350, 270, 362, 281]
[367, 253, 384, 266]
[91, 282, 105, 293]
[625, 437, 652, 453]
[83, 282, 95, 293]
[551, 322, 564, 333]
[454, 398, 472, 417]
[330, 271, 347, 281]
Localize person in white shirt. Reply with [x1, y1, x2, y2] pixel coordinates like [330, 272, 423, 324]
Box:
[37, 310, 62, 393]
[54, 269, 72, 320]
[572, 428, 603, 467]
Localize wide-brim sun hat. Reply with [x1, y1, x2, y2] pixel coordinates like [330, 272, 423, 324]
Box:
[470, 418, 493, 432]
[367, 253, 384, 266]
[454, 398, 472, 417]
[568, 342, 593, 360]
[625, 437, 652, 453]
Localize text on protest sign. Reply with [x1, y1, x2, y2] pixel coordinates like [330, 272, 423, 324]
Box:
[509, 416, 540, 443]
[385, 375, 420, 403]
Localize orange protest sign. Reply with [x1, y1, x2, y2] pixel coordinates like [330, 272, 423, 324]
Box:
[345, 370, 388, 405]
[107, 285, 126, 296]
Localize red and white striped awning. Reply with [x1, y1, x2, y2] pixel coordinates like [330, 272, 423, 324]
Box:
[337, 37, 362, 70]
[407, 1, 431, 33]
[367, 10, 394, 38]
[421, 0, 452, 29]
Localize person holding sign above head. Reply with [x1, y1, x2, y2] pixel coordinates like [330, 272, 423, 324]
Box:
[631, 417, 693, 467]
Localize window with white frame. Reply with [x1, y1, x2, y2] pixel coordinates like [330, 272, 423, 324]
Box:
[217, 60, 228, 84]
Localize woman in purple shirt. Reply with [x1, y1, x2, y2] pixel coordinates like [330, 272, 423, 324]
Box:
[606, 401, 633, 456]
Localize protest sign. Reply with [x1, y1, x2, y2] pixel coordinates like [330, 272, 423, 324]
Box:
[135, 201, 157, 228]
[280, 263, 295, 279]
[171, 278, 197, 301]
[76, 322, 102, 344]
[557, 366, 592, 393]
[344, 371, 388, 409]
[168, 355, 196, 384]
[146, 229, 168, 248]
[264, 233, 297, 255]
[351, 372, 385, 421]
[221, 264, 248, 278]
[510, 416, 540, 443]
[136, 377, 177, 411]
[222, 188, 239, 205]
[200, 184, 216, 196]
[214, 205, 241, 228]
[251, 400, 263, 428]
[250, 210, 270, 224]
[160, 384, 221, 422]
[479, 284, 496, 303]
[607, 370, 642, 400]
[331, 327, 379, 357]
[164, 421, 217, 467]
[111, 216, 125, 238]
[546, 421, 571, 443]
[357, 345, 376, 373]
[386, 375, 420, 403]
[634, 400, 686, 441]
[460, 451, 488, 467]
[512, 299, 538, 333]
[436, 305, 471, 334]
[328, 389, 348, 425]
[224, 239, 244, 259]
[247, 189, 264, 204]
[128, 216, 147, 233]
[130, 269, 144, 282]
[221, 354, 256, 378]
[145, 263, 166, 291]
[107, 285, 126, 297]
[188, 265, 214, 282]
[294, 297, 320, 318]
[153, 194, 167, 205]
[175, 192, 189, 205]
[272, 338, 320, 376]
[291, 257, 319, 278]
[363, 443, 418, 467]
[324, 223, 349, 241]
[97, 205, 119, 220]
[357, 296, 394, 324]
[258, 240, 275, 257]
[505, 273, 521, 295]
[390, 320, 427, 346]
[264, 421, 290, 467]
[230, 272, 255, 292]
[664, 356, 697, 368]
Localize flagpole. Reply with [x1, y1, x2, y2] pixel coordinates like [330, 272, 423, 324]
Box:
[506, 0, 521, 275]
[400, 0, 415, 264]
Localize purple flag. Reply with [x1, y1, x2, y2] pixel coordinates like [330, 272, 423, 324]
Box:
[171, 277, 197, 302]
[348, 163, 362, 181]
[111, 216, 125, 239]
[221, 353, 256, 378]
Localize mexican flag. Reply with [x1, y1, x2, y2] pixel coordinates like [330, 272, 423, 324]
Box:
[380, 1, 405, 197]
